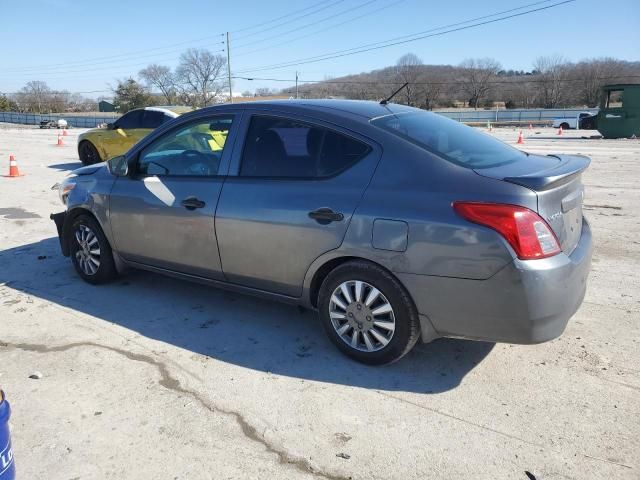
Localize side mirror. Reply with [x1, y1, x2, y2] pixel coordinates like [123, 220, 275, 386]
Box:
[107, 155, 128, 177]
[106, 123, 115, 130]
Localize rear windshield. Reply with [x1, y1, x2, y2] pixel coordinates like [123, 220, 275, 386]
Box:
[371, 111, 526, 169]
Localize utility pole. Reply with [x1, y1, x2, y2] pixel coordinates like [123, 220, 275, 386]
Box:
[295, 71, 299, 99]
[226, 32, 233, 103]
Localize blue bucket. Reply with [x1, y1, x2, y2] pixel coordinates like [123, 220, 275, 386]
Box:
[0, 390, 15, 480]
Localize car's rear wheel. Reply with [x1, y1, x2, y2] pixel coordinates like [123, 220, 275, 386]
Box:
[318, 261, 420, 365]
[560, 122, 570, 130]
[69, 215, 117, 284]
[79, 141, 102, 165]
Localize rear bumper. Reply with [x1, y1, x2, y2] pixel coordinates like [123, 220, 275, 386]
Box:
[400, 218, 593, 344]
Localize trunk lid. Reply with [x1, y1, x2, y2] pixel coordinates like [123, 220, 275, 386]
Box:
[474, 154, 590, 254]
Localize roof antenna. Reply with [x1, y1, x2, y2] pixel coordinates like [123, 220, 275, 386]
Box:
[380, 82, 408, 105]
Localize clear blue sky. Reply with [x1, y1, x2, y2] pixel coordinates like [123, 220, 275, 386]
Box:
[0, 0, 638, 97]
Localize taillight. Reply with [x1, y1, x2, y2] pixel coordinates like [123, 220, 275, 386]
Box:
[453, 202, 561, 260]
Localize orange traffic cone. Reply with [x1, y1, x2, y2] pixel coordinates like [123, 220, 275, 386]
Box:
[557, 126, 563, 136]
[516, 130, 524, 144]
[3, 155, 23, 177]
[57, 134, 64, 146]
[62, 128, 68, 136]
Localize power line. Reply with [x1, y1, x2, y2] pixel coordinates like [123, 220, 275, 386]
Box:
[233, 0, 346, 42]
[0, 45, 227, 77]
[233, 0, 574, 74]
[233, 0, 378, 50]
[234, 0, 407, 59]
[1, 0, 401, 79]
[231, 0, 336, 34]
[0, 47, 227, 80]
[0, 0, 337, 75]
[233, 74, 640, 87]
[1, 35, 225, 74]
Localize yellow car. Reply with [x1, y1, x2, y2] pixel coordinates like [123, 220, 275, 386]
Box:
[77, 106, 192, 165]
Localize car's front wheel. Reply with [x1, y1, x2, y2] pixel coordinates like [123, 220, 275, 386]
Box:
[69, 215, 118, 284]
[78, 141, 102, 165]
[318, 261, 420, 365]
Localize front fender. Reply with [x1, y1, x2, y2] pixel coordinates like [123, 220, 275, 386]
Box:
[62, 167, 116, 249]
[79, 131, 110, 161]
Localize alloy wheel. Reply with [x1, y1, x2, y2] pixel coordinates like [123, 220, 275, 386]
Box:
[329, 280, 396, 352]
[74, 224, 101, 275]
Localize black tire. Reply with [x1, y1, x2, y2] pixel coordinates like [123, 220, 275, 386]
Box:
[560, 122, 570, 130]
[69, 214, 118, 285]
[79, 141, 102, 165]
[318, 261, 421, 365]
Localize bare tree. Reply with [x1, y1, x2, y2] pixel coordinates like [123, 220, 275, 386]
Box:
[139, 64, 177, 104]
[49, 91, 71, 112]
[414, 70, 446, 110]
[518, 81, 536, 109]
[254, 87, 278, 97]
[571, 58, 624, 107]
[395, 53, 423, 106]
[18, 80, 51, 113]
[533, 55, 570, 108]
[176, 48, 227, 107]
[458, 58, 502, 109]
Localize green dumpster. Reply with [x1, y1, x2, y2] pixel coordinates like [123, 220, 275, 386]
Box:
[597, 84, 640, 139]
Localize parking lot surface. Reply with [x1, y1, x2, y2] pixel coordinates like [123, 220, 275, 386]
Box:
[0, 124, 638, 479]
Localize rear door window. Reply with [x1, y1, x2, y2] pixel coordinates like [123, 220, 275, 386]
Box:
[240, 116, 370, 178]
[116, 110, 143, 129]
[371, 111, 526, 169]
[141, 110, 166, 129]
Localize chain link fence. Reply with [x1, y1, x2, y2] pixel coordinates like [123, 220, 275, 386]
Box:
[0, 111, 119, 128]
[436, 108, 598, 124]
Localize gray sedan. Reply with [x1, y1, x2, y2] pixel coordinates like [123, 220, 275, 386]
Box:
[51, 100, 592, 365]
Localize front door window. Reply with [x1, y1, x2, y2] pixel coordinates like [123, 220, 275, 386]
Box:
[137, 116, 233, 177]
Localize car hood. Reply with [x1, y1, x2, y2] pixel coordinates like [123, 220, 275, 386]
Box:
[78, 128, 101, 138]
[72, 162, 107, 176]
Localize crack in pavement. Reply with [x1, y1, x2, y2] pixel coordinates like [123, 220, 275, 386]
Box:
[1, 340, 350, 480]
[376, 391, 634, 471]
[0, 281, 205, 385]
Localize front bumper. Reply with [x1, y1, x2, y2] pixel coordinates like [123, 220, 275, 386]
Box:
[400, 218, 593, 344]
[50, 211, 70, 256]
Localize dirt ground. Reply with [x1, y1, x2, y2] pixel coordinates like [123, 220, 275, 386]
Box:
[0, 124, 638, 480]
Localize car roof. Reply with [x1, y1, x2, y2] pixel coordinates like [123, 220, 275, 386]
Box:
[144, 105, 193, 117]
[200, 99, 416, 122]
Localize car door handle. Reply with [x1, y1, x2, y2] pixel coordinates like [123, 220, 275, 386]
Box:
[308, 208, 344, 224]
[181, 197, 206, 210]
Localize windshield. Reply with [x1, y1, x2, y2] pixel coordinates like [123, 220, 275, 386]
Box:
[371, 111, 526, 169]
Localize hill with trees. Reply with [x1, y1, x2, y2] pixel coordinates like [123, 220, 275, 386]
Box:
[288, 54, 640, 109]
